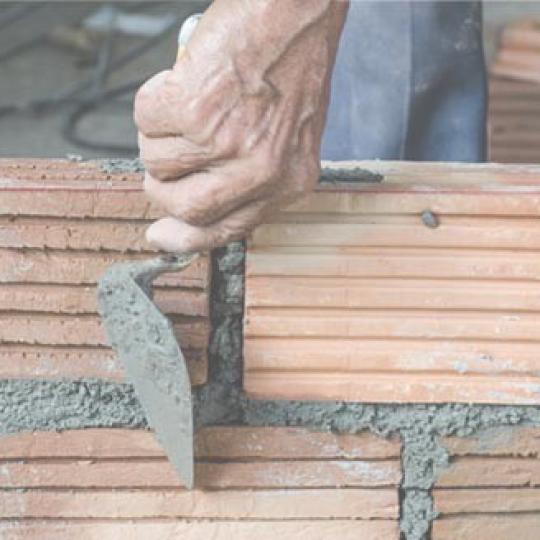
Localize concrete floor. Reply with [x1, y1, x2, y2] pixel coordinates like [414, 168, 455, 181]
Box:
[0, 1, 539, 159]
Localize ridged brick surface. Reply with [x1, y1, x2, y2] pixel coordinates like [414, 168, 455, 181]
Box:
[433, 426, 540, 539]
[0, 159, 210, 384]
[0, 427, 400, 540]
[245, 161, 540, 404]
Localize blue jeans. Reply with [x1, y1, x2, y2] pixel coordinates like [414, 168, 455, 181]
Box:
[321, 1, 487, 162]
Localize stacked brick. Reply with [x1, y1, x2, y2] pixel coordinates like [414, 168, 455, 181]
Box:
[0, 427, 401, 539]
[433, 426, 540, 539]
[489, 20, 540, 163]
[0, 159, 210, 384]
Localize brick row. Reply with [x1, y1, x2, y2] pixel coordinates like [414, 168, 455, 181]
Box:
[0, 344, 207, 386]
[0, 313, 209, 348]
[0, 249, 209, 288]
[0, 284, 209, 317]
[0, 520, 399, 540]
[0, 217, 152, 252]
[0, 489, 397, 520]
[0, 427, 400, 460]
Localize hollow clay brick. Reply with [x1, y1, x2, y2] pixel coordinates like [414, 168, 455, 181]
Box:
[0, 427, 400, 535]
[0, 160, 212, 385]
[245, 161, 540, 405]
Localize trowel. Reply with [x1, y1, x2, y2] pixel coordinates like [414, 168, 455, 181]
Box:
[97, 14, 202, 490]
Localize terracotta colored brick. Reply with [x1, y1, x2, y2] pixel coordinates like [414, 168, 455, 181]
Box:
[245, 162, 540, 405]
[0, 217, 151, 251]
[0, 344, 207, 386]
[0, 459, 400, 489]
[0, 159, 211, 384]
[0, 428, 399, 535]
[244, 338, 540, 375]
[0, 249, 209, 288]
[194, 426, 400, 460]
[441, 426, 540, 458]
[0, 427, 399, 460]
[246, 249, 540, 281]
[245, 372, 540, 404]
[434, 488, 540, 514]
[432, 515, 540, 540]
[0, 520, 399, 540]
[435, 457, 540, 487]
[0, 314, 209, 348]
[0, 188, 161, 219]
[0, 284, 208, 317]
[0, 488, 398, 520]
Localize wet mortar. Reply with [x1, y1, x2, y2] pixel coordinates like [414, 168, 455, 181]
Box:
[3, 164, 540, 538]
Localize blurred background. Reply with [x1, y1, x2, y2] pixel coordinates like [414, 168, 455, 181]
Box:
[1, 1, 540, 160]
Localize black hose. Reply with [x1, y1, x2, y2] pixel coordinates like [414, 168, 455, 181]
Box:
[61, 78, 144, 154]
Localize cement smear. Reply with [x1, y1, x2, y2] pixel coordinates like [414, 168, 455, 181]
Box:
[0, 379, 145, 435]
[99, 158, 145, 174]
[98, 159, 384, 185]
[96, 254, 198, 487]
[2, 242, 540, 539]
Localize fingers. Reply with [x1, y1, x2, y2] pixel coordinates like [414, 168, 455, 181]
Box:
[143, 158, 274, 227]
[138, 132, 213, 180]
[146, 200, 269, 253]
[134, 69, 187, 138]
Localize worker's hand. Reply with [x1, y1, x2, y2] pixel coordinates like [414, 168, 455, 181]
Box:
[135, 0, 348, 252]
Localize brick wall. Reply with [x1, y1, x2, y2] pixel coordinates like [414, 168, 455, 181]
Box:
[0, 159, 210, 384]
[0, 427, 401, 540]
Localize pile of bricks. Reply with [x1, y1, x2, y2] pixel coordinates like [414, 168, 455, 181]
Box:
[0, 159, 210, 385]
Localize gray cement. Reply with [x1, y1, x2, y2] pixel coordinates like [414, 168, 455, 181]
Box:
[96, 253, 198, 487]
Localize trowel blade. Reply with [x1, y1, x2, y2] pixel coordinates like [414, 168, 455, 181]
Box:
[97, 263, 194, 489]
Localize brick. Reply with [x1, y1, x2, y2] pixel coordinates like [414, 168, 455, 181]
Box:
[0, 459, 400, 489]
[245, 372, 540, 404]
[245, 310, 540, 341]
[246, 249, 540, 281]
[244, 338, 540, 375]
[286, 190, 540, 217]
[246, 163, 540, 405]
[434, 488, 540, 514]
[0, 427, 399, 460]
[194, 426, 400, 459]
[0, 344, 207, 386]
[0, 217, 152, 251]
[0, 284, 209, 317]
[0, 189, 161, 219]
[0, 428, 399, 534]
[0, 313, 209, 348]
[432, 515, 540, 540]
[251, 219, 540, 250]
[0, 249, 209, 288]
[441, 426, 540, 457]
[0, 520, 400, 540]
[436, 457, 540, 487]
[246, 276, 540, 311]
[0, 488, 398, 519]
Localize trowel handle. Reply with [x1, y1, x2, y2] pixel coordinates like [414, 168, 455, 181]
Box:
[177, 13, 202, 60]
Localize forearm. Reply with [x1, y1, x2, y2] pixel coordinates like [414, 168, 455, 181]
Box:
[187, 1, 348, 92]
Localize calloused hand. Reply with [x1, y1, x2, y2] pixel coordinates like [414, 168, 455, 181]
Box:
[134, 0, 348, 252]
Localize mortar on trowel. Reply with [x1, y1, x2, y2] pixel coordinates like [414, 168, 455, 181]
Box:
[97, 14, 203, 490]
